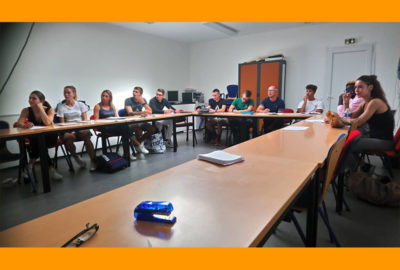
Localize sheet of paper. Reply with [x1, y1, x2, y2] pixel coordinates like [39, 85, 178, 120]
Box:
[29, 126, 47, 129]
[305, 119, 325, 123]
[107, 117, 127, 120]
[55, 122, 79, 126]
[198, 150, 244, 166]
[95, 119, 114, 123]
[283, 126, 309, 131]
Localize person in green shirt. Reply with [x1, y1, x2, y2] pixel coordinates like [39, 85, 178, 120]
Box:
[228, 90, 255, 144]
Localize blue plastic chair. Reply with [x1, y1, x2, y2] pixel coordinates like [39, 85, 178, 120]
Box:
[118, 109, 127, 117]
[226, 85, 239, 107]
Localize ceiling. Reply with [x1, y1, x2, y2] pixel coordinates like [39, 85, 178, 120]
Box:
[110, 22, 320, 43]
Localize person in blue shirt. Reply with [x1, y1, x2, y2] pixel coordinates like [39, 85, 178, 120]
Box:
[256, 85, 285, 134]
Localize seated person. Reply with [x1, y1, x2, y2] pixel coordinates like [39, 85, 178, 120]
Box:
[228, 90, 255, 144]
[125, 86, 156, 154]
[256, 85, 285, 134]
[337, 81, 364, 117]
[17, 90, 62, 180]
[93, 90, 137, 161]
[205, 89, 228, 146]
[297, 84, 324, 114]
[341, 75, 394, 169]
[149, 88, 175, 148]
[57, 85, 96, 171]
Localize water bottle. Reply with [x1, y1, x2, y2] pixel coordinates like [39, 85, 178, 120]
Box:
[344, 108, 351, 123]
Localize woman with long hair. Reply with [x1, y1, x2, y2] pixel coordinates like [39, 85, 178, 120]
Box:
[17, 90, 62, 180]
[343, 75, 394, 168]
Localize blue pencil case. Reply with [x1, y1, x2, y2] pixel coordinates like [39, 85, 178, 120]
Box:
[241, 111, 254, 115]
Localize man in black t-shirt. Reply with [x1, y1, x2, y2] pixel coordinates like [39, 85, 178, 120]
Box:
[205, 89, 228, 146]
[149, 88, 176, 147]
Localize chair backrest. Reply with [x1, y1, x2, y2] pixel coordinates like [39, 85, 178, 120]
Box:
[0, 120, 10, 129]
[56, 100, 90, 112]
[175, 116, 187, 123]
[283, 108, 294, 113]
[349, 119, 360, 132]
[381, 126, 400, 157]
[319, 134, 347, 205]
[53, 115, 60, 123]
[118, 109, 127, 117]
[226, 85, 238, 99]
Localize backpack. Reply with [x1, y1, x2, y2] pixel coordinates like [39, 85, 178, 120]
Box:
[144, 133, 166, 154]
[348, 171, 400, 207]
[96, 153, 128, 173]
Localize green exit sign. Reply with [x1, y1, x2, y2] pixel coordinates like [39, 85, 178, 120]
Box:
[345, 38, 356, 45]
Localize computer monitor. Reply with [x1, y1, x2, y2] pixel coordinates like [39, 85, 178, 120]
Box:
[167, 90, 179, 103]
[182, 92, 194, 104]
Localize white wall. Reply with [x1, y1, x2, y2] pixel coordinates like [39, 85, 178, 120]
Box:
[0, 22, 190, 117]
[189, 23, 400, 112]
[0, 23, 190, 165]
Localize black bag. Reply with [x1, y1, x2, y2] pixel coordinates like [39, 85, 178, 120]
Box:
[96, 153, 128, 173]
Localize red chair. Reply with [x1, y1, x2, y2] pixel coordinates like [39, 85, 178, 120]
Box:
[358, 127, 400, 177]
[6, 121, 37, 192]
[283, 108, 294, 126]
[52, 116, 76, 172]
[85, 115, 120, 153]
[175, 115, 197, 147]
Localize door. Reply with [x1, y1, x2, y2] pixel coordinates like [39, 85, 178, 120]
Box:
[326, 45, 374, 111]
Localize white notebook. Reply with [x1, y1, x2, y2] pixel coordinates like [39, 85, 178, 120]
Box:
[198, 150, 244, 166]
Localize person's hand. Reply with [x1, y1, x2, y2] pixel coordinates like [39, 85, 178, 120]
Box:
[32, 103, 47, 111]
[342, 93, 351, 104]
[209, 109, 215, 113]
[303, 96, 307, 103]
[24, 122, 34, 129]
[142, 110, 152, 115]
[264, 108, 270, 113]
[164, 109, 174, 114]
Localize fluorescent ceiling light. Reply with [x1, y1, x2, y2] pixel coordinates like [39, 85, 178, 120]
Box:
[203, 22, 238, 36]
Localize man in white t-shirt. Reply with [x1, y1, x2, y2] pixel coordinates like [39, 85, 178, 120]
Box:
[297, 84, 324, 114]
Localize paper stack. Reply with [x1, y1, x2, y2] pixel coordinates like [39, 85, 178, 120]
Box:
[198, 150, 244, 166]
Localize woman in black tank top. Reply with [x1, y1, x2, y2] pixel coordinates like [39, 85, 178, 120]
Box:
[344, 75, 394, 140]
[342, 75, 395, 170]
[17, 91, 62, 180]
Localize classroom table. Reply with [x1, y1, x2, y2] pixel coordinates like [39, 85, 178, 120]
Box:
[0, 117, 347, 247]
[197, 111, 314, 138]
[0, 113, 192, 193]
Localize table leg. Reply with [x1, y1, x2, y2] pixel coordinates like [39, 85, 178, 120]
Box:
[122, 123, 131, 166]
[173, 117, 177, 152]
[101, 136, 107, 155]
[192, 115, 195, 147]
[254, 118, 259, 138]
[38, 133, 51, 193]
[305, 169, 319, 247]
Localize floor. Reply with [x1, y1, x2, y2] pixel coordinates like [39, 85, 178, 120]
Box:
[1, 131, 399, 247]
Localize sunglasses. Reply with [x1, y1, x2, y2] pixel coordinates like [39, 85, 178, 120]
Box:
[62, 223, 99, 247]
